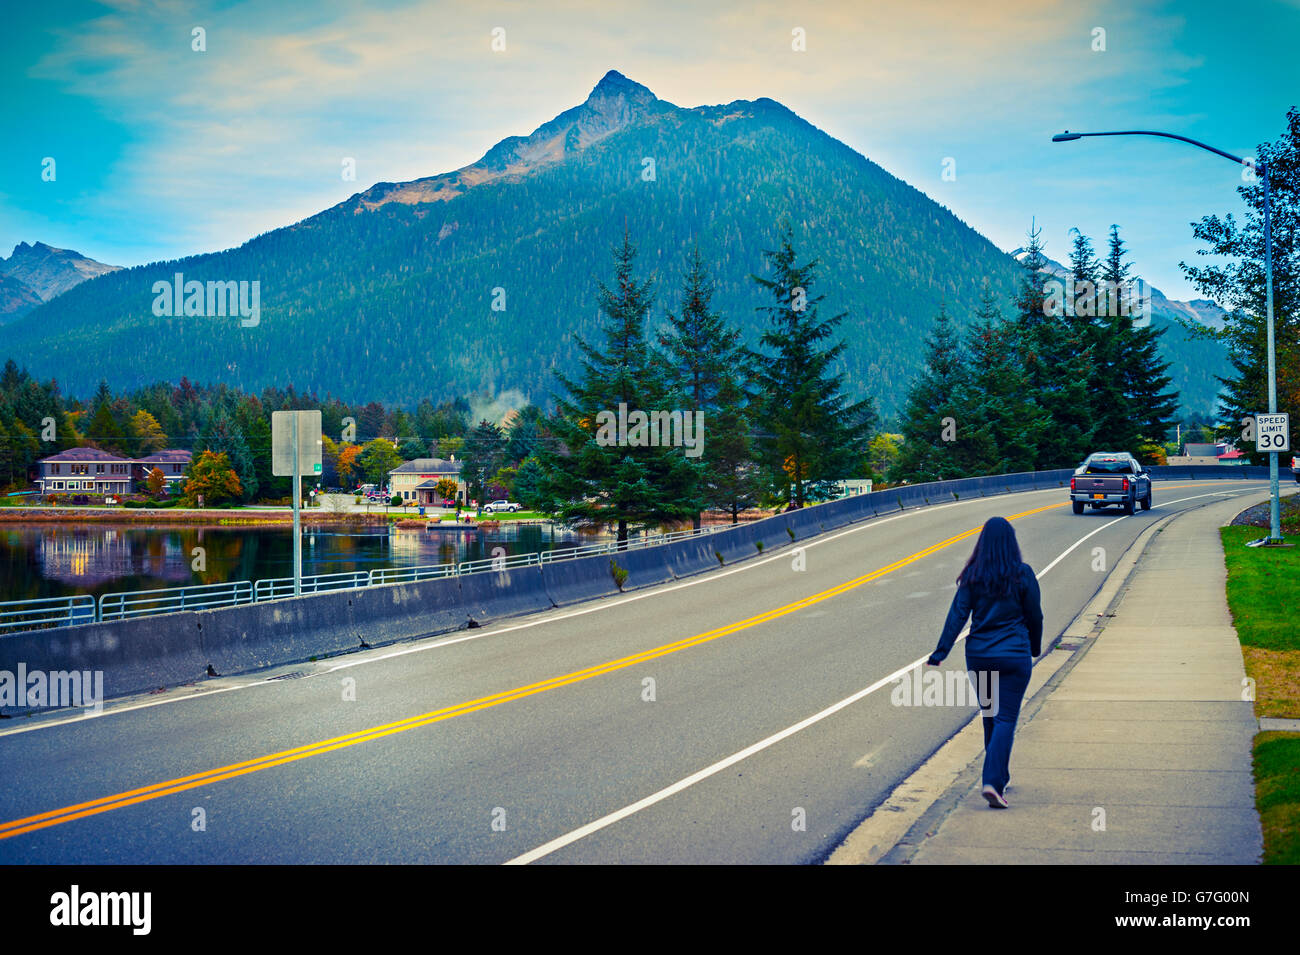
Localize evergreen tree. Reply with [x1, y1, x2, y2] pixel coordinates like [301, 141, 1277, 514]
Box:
[959, 285, 1045, 474]
[890, 304, 974, 483]
[701, 373, 764, 522]
[1011, 222, 1094, 467]
[1070, 228, 1123, 448]
[512, 456, 550, 511]
[461, 420, 507, 507]
[746, 221, 876, 506]
[194, 407, 258, 501]
[1182, 107, 1300, 461]
[657, 246, 756, 524]
[505, 418, 539, 465]
[541, 233, 702, 541]
[246, 414, 283, 500]
[1097, 226, 1179, 455]
[84, 400, 127, 455]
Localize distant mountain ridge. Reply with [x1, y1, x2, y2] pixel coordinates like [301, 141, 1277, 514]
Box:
[7, 72, 1227, 419]
[0, 241, 121, 322]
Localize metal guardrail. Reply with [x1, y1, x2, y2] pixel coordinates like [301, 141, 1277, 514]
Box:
[0, 594, 96, 633]
[369, 563, 457, 585]
[254, 571, 369, 602]
[21, 466, 1265, 634]
[99, 580, 253, 621]
[458, 552, 540, 575]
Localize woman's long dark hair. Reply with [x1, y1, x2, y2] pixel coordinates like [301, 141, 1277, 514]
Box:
[957, 516, 1024, 597]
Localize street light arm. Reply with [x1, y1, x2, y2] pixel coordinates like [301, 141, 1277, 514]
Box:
[1053, 129, 1261, 173]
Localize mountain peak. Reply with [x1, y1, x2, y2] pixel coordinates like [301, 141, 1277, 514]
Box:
[0, 240, 121, 310]
[588, 70, 652, 99]
[348, 71, 670, 211]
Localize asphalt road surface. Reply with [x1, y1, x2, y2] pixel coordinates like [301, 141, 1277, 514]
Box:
[0, 480, 1274, 864]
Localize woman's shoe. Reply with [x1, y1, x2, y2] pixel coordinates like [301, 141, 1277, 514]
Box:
[982, 784, 1008, 809]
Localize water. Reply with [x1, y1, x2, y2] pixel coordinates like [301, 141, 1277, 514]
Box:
[0, 522, 608, 603]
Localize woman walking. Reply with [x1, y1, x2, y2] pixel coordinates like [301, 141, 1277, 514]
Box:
[926, 516, 1043, 808]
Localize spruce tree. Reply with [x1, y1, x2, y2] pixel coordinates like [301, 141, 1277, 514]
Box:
[1099, 226, 1179, 455]
[195, 407, 258, 501]
[890, 304, 974, 483]
[965, 307, 1048, 475]
[747, 221, 876, 506]
[657, 246, 758, 524]
[84, 400, 128, 455]
[1011, 222, 1094, 467]
[541, 233, 702, 541]
[461, 420, 507, 508]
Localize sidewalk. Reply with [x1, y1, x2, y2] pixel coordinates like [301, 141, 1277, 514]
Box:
[873, 494, 1265, 864]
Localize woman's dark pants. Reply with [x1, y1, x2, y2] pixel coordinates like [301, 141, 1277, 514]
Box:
[965, 654, 1032, 794]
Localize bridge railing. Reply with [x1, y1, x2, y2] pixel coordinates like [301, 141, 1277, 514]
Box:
[253, 571, 370, 602]
[0, 594, 97, 634]
[99, 580, 254, 621]
[368, 563, 457, 585]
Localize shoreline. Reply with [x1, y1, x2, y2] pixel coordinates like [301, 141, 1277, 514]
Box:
[0, 508, 392, 525]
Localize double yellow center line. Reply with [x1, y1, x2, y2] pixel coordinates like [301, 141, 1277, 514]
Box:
[2, 500, 1071, 841]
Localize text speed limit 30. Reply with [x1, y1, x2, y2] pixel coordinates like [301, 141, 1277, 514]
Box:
[1256, 413, 1290, 452]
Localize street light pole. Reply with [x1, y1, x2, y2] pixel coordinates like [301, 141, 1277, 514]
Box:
[1053, 129, 1282, 541]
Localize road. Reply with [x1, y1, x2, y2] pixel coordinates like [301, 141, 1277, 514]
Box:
[0, 480, 1275, 864]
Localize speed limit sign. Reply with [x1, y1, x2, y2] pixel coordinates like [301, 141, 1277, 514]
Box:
[1256, 413, 1290, 452]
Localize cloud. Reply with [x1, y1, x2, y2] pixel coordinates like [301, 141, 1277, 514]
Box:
[16, 0, 1239, 299]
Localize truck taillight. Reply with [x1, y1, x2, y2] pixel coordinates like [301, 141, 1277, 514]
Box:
[1070, 477, 1076, 491]
[1122, 477, 1129, 492]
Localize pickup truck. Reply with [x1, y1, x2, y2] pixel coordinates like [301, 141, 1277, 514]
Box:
[1070, 452, 1152, 515]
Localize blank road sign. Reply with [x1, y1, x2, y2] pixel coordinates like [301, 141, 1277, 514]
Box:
[1256, 413, 1290, 453]
[272, 410, 323, 476]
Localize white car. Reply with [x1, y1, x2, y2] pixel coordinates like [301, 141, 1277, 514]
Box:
[482, 500, 522, 513]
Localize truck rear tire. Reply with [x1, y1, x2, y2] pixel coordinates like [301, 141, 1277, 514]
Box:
[1124, 497, 1135, 515]
[1072, 500, 1084, 514]
[1141, 490, 1152, 510]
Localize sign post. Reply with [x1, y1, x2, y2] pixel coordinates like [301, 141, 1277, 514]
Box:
[1256, 413, 1291, 542]
[272, 411, 323, 597]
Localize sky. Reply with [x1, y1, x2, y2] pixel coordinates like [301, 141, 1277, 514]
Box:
[2, 0, 1296, 301]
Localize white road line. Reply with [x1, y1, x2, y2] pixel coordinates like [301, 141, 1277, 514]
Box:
[0, 487, 1037, 733]
[504, 485, 1257, 864]
[0, 483, 1255, 736]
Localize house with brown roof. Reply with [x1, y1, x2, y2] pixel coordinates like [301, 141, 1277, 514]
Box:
[36, 447, 194, 496]
[133, 450, 193, 490]
[36, 448, 134, 496]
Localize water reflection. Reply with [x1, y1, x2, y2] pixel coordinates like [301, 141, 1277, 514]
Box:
[0, 522, 605, 602]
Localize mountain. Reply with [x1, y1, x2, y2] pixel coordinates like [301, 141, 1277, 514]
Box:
[1, 71, 1214, 421]
[0, 274, 43, 321]
[1012, 249, 1230, 418]
[0, 242, 122, 323]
